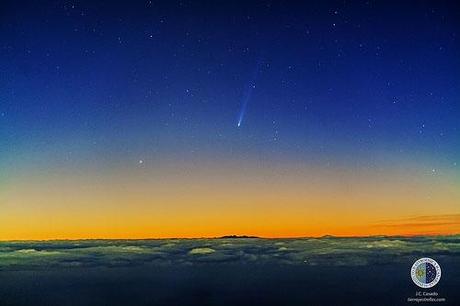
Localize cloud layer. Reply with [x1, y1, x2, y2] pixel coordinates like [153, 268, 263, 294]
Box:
[1, 236, 459, 270]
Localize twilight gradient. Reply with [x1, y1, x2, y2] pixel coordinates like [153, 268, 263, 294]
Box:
[1, 1, 459, 239]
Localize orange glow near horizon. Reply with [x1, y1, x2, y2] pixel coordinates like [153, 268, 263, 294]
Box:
[1, 159, 459, 240]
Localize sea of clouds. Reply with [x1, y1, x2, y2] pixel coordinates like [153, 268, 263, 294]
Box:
[1, 236, 459, 270]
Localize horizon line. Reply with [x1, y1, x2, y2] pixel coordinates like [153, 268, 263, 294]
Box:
[1, 232, 459, 242]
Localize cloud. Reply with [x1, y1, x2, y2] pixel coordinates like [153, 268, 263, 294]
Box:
[0, 235, 459, 270]
[372, 214, 460, 235]
[14, 249, 62, 256]
[188, 248, 215, 255]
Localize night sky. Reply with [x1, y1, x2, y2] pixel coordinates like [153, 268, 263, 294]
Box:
[1, 1, 459, 239]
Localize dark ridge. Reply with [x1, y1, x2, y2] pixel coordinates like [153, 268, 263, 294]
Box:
[218, 235, 259, 239]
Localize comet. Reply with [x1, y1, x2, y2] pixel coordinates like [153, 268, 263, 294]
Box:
[237, 58, 263, 127]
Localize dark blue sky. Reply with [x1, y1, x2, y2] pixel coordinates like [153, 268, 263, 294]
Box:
[1, 0, 459, 172]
